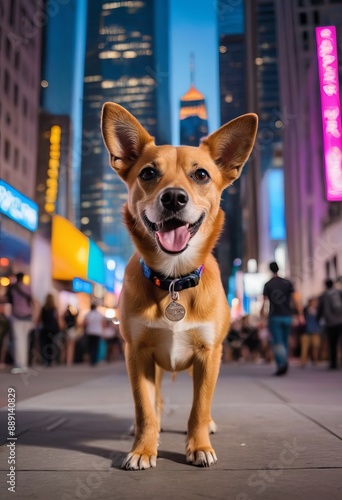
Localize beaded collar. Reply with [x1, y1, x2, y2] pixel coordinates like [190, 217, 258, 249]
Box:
[140, 258, 204, 292]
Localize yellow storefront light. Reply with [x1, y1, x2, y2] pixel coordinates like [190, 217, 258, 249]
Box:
[51, 215, 89, 280]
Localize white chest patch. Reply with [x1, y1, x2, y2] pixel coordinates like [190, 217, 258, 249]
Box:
[129, 317, 215, 370]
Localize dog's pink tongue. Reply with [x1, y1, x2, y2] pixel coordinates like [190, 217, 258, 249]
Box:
[156, 226, 191, 252]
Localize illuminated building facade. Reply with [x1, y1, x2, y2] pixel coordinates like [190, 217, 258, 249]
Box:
[244, 0, 286, 277]
[275, 0, 342, 299]
[218, 18, 246, 291]
[0, 0, 42, 278]
[81, 0, 170, 264]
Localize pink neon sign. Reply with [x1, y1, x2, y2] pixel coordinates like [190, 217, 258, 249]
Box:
[316, 26, 342, 201]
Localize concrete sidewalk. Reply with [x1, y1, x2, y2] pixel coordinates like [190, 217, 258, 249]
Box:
[0, 361, 341, 499]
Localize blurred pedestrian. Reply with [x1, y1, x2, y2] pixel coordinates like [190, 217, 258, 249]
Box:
[38, 294, 60, 367]
[62, 305, 79, 366]
[0, 304, 12, 368]
[103, 318, 122, 362]
[240, 315, 260, 362]
[261, 262, 304, 376]
[6, 272, 34, 374]
[301, 298, 321, 367]
[83, 303, 105, 366]
[317, 279, 342, 370]
[226, 318, 243, 362]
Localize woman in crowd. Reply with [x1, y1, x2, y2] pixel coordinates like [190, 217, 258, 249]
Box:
[62, 305, 79, 366]
[301, 297, 321, 367]
[39, 294, 60, 367]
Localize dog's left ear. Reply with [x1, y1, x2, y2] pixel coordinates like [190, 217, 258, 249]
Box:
[201, 113, 258, 186]
[101, 102, 154, 178]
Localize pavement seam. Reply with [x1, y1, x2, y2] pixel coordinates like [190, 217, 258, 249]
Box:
[256, 380, 342, 441]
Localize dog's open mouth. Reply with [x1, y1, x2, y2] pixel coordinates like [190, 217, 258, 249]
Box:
[142, 213, 205, 254]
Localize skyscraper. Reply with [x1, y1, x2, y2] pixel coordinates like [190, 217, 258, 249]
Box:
[80, 0, 170, 264]
[217, 5, 246, 292]
[0, 0, 42, 276]
[179, 84, 208, 146]
[179, 56, 208, 146]
[40, 0, 87, 225]
[245, 0, 286, 273]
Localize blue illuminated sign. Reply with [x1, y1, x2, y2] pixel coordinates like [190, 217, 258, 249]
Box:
[268, 170, 286, 240]
[87, 239, 105, 285]
[72, 278, 93, 294]
[0, 180, 38, 232]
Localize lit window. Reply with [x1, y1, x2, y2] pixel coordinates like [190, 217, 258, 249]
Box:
[99, 51, 121, 59]
[84, 75, 103, 83]
[123, 51, 137, 59]
[101, 80, 116, 89]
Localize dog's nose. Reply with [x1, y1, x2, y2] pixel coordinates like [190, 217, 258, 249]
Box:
[160, 188, 189, 212]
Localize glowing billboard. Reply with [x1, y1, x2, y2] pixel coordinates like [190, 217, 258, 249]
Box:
[51, 215, 105, 285]
[0, 180, 38, 232]
[316, 26, 342, 201]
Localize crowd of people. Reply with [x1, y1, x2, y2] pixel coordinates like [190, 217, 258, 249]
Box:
[1, 265, 342, 375]
[224, 263, 342, 375]
[0, 274, 123, 373]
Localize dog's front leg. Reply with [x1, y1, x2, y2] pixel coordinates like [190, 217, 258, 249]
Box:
[186, 345, 222, 467]
[122, 344, 159, 470]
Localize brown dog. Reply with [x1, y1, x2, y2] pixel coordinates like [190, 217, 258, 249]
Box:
[101, 103, 258, 470]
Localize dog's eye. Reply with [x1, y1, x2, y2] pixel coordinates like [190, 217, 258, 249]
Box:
[139, 167, 158, 181]
[194, 169, 210, 183]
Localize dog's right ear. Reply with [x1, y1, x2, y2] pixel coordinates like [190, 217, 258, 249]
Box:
[101, 102, 154, 177]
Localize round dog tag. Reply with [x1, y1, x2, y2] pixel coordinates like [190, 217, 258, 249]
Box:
[165, 301, 186, 322]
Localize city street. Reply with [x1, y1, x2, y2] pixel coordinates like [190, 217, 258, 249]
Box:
[0, 361, 341, 500]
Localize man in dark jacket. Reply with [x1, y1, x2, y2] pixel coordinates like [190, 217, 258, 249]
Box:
[317, 279, 342, 369]
[261, 262, 304, 376]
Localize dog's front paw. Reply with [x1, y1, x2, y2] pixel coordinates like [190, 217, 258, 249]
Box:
[186, 448, 218, 467]
[121, 451, 157, 470]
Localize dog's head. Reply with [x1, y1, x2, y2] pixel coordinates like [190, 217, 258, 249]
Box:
[101, 103, 257, 275]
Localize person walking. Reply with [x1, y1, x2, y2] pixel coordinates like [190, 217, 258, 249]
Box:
[83, 303, 104, 366]
[62, 305, 79, 366]
[7, 272, 34, 374]
[301, 298, 321, 367]
[261, 262, 304, 376]
[317, 279, 342, 370]
[39, 294, 60, 367]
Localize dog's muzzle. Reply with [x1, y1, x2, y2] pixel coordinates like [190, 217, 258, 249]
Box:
[142, 201, 205, 255]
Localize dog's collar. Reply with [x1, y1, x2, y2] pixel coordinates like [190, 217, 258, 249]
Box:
[140, 258, 204, 292]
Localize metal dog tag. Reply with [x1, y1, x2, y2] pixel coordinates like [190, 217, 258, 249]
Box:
[165, 301, 186, 322]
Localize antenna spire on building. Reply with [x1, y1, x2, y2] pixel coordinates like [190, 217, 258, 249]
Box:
[190, 52, 195, 86]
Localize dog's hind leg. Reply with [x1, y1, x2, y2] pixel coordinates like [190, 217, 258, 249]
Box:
[186, 345, 222, 467]
[122, 345, 159, 470]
